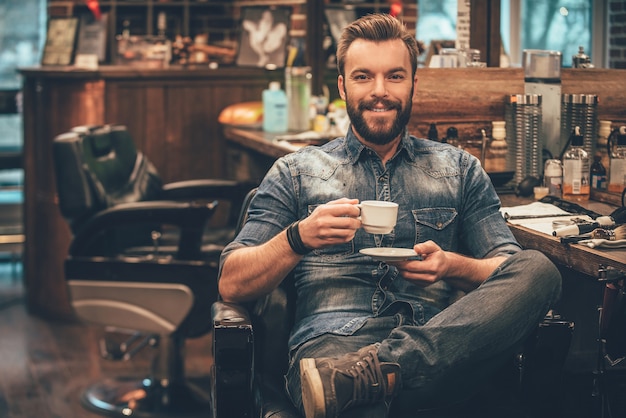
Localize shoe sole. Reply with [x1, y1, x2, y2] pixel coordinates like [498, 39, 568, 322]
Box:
[300, 358, 327, 418]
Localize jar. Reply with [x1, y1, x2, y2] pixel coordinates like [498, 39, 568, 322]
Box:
[544, 159, 563, 198]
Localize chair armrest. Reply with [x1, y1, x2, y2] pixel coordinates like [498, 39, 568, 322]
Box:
[161, 179, 256, 200]
[212, 300, 252, 325]
[161, 179, 257, 226]
[211, 301, 254, 418]
[69, 200, 218, 258]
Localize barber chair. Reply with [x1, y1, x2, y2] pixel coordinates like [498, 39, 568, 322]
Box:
[594, 266, 626, 417]
[52, 124, 255, 417]
[211, 189, 574, 418]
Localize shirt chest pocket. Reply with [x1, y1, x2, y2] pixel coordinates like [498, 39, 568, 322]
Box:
[411, 208, 457, 248]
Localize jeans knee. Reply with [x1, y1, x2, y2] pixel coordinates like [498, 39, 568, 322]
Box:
[513, 249, 562, 300]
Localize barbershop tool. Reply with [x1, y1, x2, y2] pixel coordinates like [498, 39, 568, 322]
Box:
[553, 216, 615, 237]
[560, 224, 626, 244]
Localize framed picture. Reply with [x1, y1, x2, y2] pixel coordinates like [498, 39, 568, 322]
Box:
[41, 17, 80, 66]
[324, 7, 356, 46]
[75, 13, 108, 63]
[236, 7, 291, 69]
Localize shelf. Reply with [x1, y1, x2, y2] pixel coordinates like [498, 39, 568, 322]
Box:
[46, 0, 416, 93]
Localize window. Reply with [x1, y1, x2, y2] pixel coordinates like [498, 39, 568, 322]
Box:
[0, 0, 46, 88]
[502, 0, 601, 68]
[416, 0, 604, 68]
[0, 0, 45, 191]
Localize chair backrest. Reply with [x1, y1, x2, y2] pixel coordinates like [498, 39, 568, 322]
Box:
[53, 124, 162, 232]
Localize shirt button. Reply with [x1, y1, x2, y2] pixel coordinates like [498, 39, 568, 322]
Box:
[436, 222, 443, 228]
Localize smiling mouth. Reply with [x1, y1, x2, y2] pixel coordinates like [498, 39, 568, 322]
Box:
[367, 107, 394, 114]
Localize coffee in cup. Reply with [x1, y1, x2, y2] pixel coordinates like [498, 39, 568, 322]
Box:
[358, 200, 398, 234]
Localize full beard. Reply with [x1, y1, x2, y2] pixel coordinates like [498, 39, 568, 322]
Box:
[345, 90, 413, 146]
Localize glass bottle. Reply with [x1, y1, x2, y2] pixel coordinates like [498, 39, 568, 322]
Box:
[428, 123, 438, 141]
[445, 126, 460, 148]
[544, 159, 563, 198]
[590, 153, 607, 190]
[562, 126, 590, 201]
[597, 120, 612, 180]
[608, 126, 626, 193]
[262, 81, 288, 133]
[485, 121, 508, 172]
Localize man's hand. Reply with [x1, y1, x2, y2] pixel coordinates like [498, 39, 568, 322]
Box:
[390, 240, 506, 291]
[298, 198, 361, 250]
[390, 241, 449, 287]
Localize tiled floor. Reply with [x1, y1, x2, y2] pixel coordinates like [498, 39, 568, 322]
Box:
[0, 268, 213, 418]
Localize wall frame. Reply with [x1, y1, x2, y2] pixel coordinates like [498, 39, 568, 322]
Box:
[324, 7, 356, 46]
[236, 6, 291, 69]
[75, 13, 108, 63]
[41, 16, 79, 66]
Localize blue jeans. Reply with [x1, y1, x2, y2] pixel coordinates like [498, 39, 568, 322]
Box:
[284, 250, 562, 417]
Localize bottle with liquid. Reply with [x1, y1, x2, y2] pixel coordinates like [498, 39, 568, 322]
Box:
[262, 81, 288, 133]
[597, 120, 612, 179]
[544, 159, 563, 198]
[445, 126, 460, 147]
[608, 126, 626, 193]
[562, 126, 590, 201]
[428, 123, 438, 141]
[485, 121, 508, 172]
[590, 153, 607, 190]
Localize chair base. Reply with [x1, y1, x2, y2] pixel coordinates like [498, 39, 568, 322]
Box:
[81, 376, 211, 417]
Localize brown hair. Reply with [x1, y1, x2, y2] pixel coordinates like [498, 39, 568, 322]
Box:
[336, 13, 419, 78]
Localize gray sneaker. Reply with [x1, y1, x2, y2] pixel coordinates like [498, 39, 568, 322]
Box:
[300, 344, 401, 418]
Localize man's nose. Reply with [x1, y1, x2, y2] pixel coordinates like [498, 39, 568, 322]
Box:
[371, 77, 388, 97]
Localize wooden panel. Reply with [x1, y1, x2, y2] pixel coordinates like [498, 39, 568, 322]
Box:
[561, 68, 626, 123]
[22, 77, 106, 320]
[408, 67, 525, 139]
[105, 77, 267, 183]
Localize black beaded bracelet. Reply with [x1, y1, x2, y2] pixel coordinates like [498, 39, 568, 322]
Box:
[286, 220, 311, 255]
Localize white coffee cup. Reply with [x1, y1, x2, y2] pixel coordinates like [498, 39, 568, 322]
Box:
[358, 200, 398, 234]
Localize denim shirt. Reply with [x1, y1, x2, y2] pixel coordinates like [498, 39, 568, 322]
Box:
[220, 127, 521, 353]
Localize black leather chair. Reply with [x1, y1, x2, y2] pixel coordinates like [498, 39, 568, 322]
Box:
[52, 124, 255, 417]
[211, 189, 575, 418]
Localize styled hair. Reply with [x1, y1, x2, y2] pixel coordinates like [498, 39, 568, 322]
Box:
[336, 13, 419, 78]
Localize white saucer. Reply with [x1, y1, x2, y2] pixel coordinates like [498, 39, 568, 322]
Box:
[359, 247, 418, 262]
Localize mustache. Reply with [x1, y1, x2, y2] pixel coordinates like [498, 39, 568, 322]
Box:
[358, 98, 401, 112]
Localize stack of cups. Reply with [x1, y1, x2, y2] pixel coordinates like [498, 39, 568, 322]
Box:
[505, 94, 543, 185]
[560, 94, 598, 158]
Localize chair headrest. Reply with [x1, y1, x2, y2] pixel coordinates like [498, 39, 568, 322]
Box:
[53, 124, 162, 231]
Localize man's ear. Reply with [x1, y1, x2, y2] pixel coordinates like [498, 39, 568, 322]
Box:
[338, 75, 346, 101]
[412, 75, 419, 100]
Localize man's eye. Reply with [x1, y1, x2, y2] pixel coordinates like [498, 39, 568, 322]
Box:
[353, 74, 368, 80]
[389, 74, 405, 80]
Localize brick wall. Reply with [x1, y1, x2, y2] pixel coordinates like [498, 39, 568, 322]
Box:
[609, 0, 626, 69]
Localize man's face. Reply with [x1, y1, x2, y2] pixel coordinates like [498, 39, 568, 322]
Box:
[338, 39, 417, 146]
